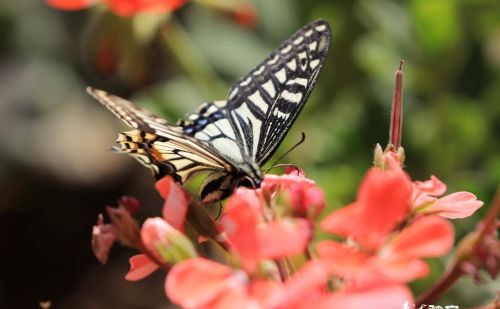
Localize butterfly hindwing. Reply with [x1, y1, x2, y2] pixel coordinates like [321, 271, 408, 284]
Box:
[178, 100, 245, 165]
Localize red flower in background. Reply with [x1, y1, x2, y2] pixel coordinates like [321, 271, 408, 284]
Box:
[108, 0, 186, 16]
[47, 0, 186, 16]
[47, 0, 98, 10]
[230, 3, 257, 28]
[47, 0, 258, 26]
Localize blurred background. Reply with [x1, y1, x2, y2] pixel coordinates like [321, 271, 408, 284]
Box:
[0, 0, 499, 308]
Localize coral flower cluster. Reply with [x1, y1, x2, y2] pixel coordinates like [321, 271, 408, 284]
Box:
[92, 154, 484, 309]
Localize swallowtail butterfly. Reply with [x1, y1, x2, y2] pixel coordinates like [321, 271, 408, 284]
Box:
[88, 19, 331, 203]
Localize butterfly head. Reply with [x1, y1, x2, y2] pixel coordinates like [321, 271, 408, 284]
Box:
[238, 162, 262, 189]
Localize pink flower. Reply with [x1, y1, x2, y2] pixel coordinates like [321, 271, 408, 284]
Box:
[318, 163, 454, 284]
[220, 187, 312, 273]
[91, 197, 142, 264]
[125, 217, 196, 281]
[166, 258, 280, 309]
[376, 152, 483, 219]
[412, 175, 483, 218]
[91, 214, 118, 265]
[262, 171, 325, 220]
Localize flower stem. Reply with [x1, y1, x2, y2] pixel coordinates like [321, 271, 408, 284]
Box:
[275, 259, 289, 281]
[305, 247, 313, 260]
[416, 261, 463, 305]
[388, 60, 405, 151]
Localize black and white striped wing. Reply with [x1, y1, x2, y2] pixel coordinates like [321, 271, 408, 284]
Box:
[87, 87, 234, 183]
[180, 19, 331, 166]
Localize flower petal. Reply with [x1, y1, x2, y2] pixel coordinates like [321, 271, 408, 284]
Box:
[210, 280, 281, 309]
[208, 286, 257, 309]
[248, 280, 282, 307]
[355, 168, 412, 242]
[413, 175, 447, 196]
[268, 261, 329, 308]
[385, 216, 454, 259]
[91, 214, 117, 265]
[322, 166, 412, 250]
[165, 258, 244, 308]
[258, 218, 311, 259]
[320, 202, 361, 239]
[316, 241, 371, 278]
[288, 184, 325, 219]
[155, 176, 189, 230]
[125, 254, 159, 281]
[376, 258, 429, 282]
[319, 284, 414, 309]
[432, 192, 484, 219]
[221, 188, 261, 272]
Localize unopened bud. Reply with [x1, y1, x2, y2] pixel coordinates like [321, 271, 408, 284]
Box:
[141, 217, 197, 265]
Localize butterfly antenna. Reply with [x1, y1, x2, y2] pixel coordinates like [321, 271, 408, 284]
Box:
[263, 132, 306, 174]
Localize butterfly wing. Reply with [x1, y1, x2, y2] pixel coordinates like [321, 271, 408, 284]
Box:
[87, 87, 235, 184]
[179, 19, 331, 166]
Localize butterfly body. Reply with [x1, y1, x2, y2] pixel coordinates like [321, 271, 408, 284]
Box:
[88, 19, 331, 203]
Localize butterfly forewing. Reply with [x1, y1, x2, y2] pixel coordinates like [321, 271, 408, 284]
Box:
[180, 19, 331, 166]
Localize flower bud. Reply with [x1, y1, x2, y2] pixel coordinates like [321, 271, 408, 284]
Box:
[141, 217, 197, 265]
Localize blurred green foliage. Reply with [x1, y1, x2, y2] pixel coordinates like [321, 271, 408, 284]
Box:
[0, 0, 498, 307]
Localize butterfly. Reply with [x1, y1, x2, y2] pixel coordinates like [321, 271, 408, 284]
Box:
[88, 19, 331, 203]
